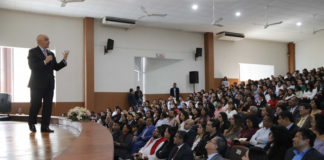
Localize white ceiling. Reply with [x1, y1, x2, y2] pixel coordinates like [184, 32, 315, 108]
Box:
[1, 0, 324, 42]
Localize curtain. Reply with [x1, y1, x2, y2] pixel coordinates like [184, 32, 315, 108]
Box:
[0, 47, 13, 95]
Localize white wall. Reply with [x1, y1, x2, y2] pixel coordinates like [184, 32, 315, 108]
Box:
[0, 9, 84, 102]
[296, 32, 324, 70]
[214, 39, 288, 79]
[145, 57, 204, 94]
[94, 21, 205, 94]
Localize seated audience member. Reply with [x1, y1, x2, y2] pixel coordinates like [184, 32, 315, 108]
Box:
[303, 82, 317, 100]
[297, 103, 312, 129]
[192, 123, 206, 151]
[112, 106, 122, 122]
[135, 126, 167, 160]
[250, 114, 273, 148]
[284, 88, 295, 101]
[310, 100, 322, 116]
[168, 109, 178, 127]
[277, 111, 299, 138]
[205, 136, 226, 160]
[242, 146, 268, 160]
[225, 102, 238, 119]
[155, 112, 168, 127]
[198, 107, 211, 125]
[257, 94, 267, 108]
[288, 97, 301, 123]
[194, 119, 227, 159]
[179, 110, 189, 130]
[127, 113, 136, 127]
[217, 112, 230, 134]
[264, 125, 292, 160]
[214, 101, 225, 118]
[131, 118, 156, 153]
[156, 126, 178, 159]
[238, 116, 259, 145]
[312, 113, 324, 155]
[224, 114, 243, 143]
[258, 107, 272, 128]
[112, 122, 122, 141]
[114, 125, 133, 160]
[168, 131, 194, 160]
[267, 94, 278, 110]
[183, 119, 197, 147]
[284, 128, 324, 160]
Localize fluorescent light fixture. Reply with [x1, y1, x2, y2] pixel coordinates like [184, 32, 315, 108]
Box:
[235, 11, 241, 17]
[192, 4, 198, 10]
[296, 22, 302, 26]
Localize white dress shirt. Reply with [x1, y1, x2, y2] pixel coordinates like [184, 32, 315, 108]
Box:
[250, 127, 271, 148]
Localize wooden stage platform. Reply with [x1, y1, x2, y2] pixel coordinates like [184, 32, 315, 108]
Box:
[0, 115, 114, 160]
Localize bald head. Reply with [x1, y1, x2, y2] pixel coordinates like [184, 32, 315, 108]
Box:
[36, 34, 50, 49]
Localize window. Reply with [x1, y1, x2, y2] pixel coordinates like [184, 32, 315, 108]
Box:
[0, 46, 56, 102]
[239, 63, 274, 81]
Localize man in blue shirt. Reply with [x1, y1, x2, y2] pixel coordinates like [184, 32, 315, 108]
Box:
[285, 128, 324, 160]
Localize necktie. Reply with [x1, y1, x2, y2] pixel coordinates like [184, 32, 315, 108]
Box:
[172, 147, 179, 159]
[43, 49, 48, 57]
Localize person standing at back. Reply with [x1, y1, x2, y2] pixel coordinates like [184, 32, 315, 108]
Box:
[170, 83, 180, 101]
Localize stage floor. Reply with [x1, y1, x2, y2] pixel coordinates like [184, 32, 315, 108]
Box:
[0, 121, 80, 160]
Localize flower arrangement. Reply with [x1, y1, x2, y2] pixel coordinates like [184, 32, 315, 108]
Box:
[67, 106, 91, 121]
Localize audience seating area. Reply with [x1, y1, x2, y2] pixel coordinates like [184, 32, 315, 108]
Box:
[92, 67, 324, 160]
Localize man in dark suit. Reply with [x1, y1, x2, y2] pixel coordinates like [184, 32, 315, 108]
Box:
[170, 83, 180, 101]
[168, 131, 194, 160]
[278, 111, 299, 138]
[28, 34, 68, 132]
[128, 88, 137, 110]
[284, 128, 324, 160]
[205, 137, 226, 160]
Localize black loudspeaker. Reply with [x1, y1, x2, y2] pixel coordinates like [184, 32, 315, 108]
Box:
[196, 48, 202, 57]
[107, 39, 114, 50]
[189, 71, 199, 84]
[0, 93, 11, 113]
[104, 39, 114, 54]
[195, 48, 202, 60]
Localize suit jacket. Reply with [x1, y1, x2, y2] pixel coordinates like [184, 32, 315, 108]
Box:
[288, 123, 299, 138]
[28, 46, 66, 89]
[284, 147, 324, 160]
[128, 93, 137, 107]
[170, 87, 180, 98]
[114, 133, 132, 159]
[168, 143, 194, 160]
[299, 115, 312, 129]
[185, 127, 198, 147]
[136, 125, 156, 142]
[208, 153, 224, 160]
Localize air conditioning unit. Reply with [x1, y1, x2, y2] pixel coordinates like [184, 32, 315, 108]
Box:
[216, 31, 245, 41]
[102, 16, 136, 28]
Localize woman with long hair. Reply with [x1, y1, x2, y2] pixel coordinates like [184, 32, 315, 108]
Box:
[156, 125, 178, 159]
[224, 114, 243, 143]
[264, 125, 291, 160]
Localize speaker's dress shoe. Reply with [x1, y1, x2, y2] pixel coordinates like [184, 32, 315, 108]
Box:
[41, 127, 54, 133]
[28, 123, 36, 132]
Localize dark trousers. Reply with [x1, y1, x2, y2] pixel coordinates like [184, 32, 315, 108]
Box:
[28, 87, 54, 128]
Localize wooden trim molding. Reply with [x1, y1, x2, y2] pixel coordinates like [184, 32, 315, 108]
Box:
[83, 17, 95, 111]
[94, 92, 129, 112]
[288, 42, 295, 73]
[204, 32, 215, 90]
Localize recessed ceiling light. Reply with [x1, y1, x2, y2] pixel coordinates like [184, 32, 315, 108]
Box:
[235, 12, 241, 17]
[192, 4, 198, 10]
[296, 22, 302, 26]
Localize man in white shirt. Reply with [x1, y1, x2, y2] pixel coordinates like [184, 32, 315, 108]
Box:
[136, 126, 166, 160]
[205, 136, 226, 160]
[250, 114, 273, 148]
